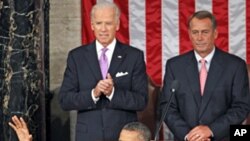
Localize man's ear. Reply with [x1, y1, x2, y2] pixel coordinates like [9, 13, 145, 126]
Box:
[116, 20, 120, 31]
[214, 29, 218, 39]
[188, 29, 192, 39]
[91, 21, 94, 30]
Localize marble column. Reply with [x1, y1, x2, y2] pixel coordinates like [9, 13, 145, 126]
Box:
[0, 0, 48, 141]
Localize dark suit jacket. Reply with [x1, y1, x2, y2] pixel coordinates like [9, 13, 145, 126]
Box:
[59, 40, 148, 141]
[160, 47, 250, 141]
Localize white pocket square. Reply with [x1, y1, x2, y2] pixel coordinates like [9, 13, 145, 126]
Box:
[115, 72, 128, 77]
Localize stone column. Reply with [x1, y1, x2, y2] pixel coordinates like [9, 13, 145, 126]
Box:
[0, 0, 48, 141]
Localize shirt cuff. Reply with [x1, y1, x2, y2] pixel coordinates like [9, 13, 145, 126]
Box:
[106, 87, 115, 101]
[184, 134, 188, 141]
[210, 130, 214, 137]
[91, 89, 100, 104]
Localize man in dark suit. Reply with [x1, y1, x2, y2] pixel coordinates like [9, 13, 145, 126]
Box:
[59, 1, 148, 141]
[160, 10, 250, 141]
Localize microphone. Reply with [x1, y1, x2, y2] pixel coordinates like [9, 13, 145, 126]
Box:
[154, 80, 179, 141]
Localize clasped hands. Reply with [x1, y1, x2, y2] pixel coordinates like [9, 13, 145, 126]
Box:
[94, 73, 114, 98]
[186, 125, 212, 141]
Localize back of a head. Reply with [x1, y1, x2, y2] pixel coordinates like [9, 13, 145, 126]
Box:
[122, 122, 151, 141]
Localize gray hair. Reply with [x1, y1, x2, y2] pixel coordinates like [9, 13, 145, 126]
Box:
[122, 122, 151, 141]
[90, 1, 121, 22]
[188, 10, 217, 29]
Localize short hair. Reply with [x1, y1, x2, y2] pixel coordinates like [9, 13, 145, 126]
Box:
[90, 1, 121, 22]
[187, 10, 217, 29]
[122, 122, 151, 141]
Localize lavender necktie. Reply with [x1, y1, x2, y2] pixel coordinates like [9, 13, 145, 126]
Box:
[99, 48, 108, 79]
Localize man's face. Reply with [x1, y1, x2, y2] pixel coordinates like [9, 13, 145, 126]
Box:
[119, 130, 142, 141]
[188, 17, 218, 57]
[91, 7, 120, 47]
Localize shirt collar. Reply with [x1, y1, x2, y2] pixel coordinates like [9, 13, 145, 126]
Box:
[96, 39, 116, 53]
[194, 47, 215, 64]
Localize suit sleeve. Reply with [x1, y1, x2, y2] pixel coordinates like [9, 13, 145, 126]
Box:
[160, 60, 191, 140]
[208, 60, 250, 140]
[109, 50, 148, 111]
[59, 51, 96, 111]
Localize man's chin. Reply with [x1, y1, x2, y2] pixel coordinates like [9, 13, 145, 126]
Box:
[195, 45, 206, 48]
[98, 41, 109, 46]
[97, 38, 108, 43]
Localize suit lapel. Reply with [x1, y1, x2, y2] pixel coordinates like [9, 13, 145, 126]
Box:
[108, 41, 126, 77]
[84, 42, 103, 80]
[198, 48, 224, 118]
[185, 52, 202, 108]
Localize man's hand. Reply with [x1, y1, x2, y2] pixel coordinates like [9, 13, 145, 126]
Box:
[186, 125, 212, 141]
[102, 73, 114, 96]
[9, 115, 32, 141]
[93, 73, 114, 97]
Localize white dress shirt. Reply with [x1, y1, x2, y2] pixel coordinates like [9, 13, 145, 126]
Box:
[194, 47, 215, 72]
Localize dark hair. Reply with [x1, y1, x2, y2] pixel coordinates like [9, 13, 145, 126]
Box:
[122, 122, 151, 141]
[188, 10, 217, 29]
